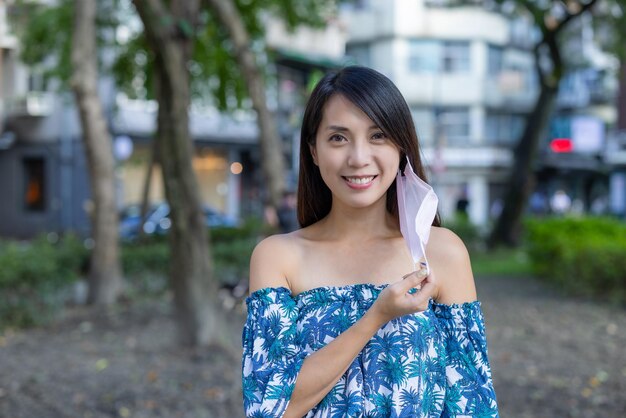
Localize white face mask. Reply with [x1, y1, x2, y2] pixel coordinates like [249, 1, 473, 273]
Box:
[396, 156, 439, 274]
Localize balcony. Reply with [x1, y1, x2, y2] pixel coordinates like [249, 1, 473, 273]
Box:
[483, 70, 538, 111]
[5, 92, 54, 118]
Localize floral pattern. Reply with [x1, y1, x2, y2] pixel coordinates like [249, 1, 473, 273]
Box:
[242, 284, 498, 417]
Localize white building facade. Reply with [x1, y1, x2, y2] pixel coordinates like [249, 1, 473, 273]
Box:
[342, 0, 539, 227]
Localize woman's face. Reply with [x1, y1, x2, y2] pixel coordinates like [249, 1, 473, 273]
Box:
[310, 94, 400, 211]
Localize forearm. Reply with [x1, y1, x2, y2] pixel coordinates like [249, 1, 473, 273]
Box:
[283, 307, 385, 418]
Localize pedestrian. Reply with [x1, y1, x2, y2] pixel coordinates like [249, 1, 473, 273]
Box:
[276, 190, 299, 233]
[242, 66, 498, 417]
[529, 190, 548, 216]
[550, 189, 571, 216]
[455, 188, 470, 220]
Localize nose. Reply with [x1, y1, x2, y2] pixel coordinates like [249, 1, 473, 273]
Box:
[347, 140, 372, 167]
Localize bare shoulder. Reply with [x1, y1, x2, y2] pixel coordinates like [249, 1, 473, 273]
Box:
[248, 232, 301, 295]
[426, 226, 477, 304]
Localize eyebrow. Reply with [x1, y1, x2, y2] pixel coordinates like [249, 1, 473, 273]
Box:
[325, 124, 380, 131]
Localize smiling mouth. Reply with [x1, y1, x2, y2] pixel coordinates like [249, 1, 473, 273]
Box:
[342, 175, 377, 185]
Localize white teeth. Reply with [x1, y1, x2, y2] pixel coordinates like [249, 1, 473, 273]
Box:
[346, 176, 374, 184]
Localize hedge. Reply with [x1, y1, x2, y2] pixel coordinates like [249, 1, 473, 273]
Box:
[525, 217, 626, 304]
[0, 234, 88, 328]
[0, 218, 267, 330]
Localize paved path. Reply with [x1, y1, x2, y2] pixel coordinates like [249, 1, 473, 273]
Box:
[480, 275, 626, 418]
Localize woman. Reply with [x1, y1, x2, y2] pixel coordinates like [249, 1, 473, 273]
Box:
[242, 66, 498, 417]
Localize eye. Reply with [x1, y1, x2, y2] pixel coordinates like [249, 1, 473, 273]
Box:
[371, 131, 387, 141]
[329, 134, 347, 143]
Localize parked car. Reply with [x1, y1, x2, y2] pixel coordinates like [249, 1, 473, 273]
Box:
[118, 203, 158, 240]
[141, 202, 237, 236]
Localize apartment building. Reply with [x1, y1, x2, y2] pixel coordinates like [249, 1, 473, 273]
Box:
[0, 0, 95, 238]
[342, 0, 540, 226]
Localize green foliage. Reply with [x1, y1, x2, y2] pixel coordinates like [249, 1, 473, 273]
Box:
[121, 217, 268, 288]
[211, 217, 269, 285]
[13, 0, 73, 85]
[121, 238, 169, 276]
[0, 234, 88, 329]
[443, 215, 482, 252]
[592, 0, 626, 61]
[443, 216, 533, 277]
[526, 217, 626, 304]
[15, 0, 336, 108]
[110, 30, 154, 99]
[0, 219, 268, 330]
[470, 248, 532, 277]
[13, 0, 122, 88]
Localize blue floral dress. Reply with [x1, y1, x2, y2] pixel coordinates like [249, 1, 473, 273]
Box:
[242, 284, 498, 417]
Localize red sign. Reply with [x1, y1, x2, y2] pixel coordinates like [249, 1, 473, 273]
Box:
[550, 138, 573, 153]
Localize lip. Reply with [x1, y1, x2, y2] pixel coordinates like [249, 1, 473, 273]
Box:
[342, 175, 377, 189]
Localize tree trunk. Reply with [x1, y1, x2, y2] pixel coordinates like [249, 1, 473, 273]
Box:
[70, 0, 123, 304]
[205, 0, 286, 209]
[488, 84, 558, 247]
[486, 0, 599, 248]
[618, 61, 626, 131]
[133, 0, 230, 346]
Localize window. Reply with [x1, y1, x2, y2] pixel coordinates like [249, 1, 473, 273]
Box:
[442, 41, 470, 73]
[408, 40, 440, 73]
[439, 107, 470, 144]
[485, 112, 525, 145]
[23, 157, 46, 212]
[346, 44, 371, 67]
[411, 108, 436, 145]
[408, 40, 470, 73]
[487, 45, 503, 75]
[28, 72, 47, 92]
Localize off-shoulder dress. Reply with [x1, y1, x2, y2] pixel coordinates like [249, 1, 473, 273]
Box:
[242, 284, 498, 417]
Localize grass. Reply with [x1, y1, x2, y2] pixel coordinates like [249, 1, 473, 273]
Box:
[469, 247, 533, 277]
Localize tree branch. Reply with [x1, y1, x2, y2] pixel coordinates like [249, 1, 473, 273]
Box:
[554, 0, 599, 35]
[202, 0, 248, 56]
[532, 42, 546, 88]
[517, 0, 548, 32]
[132, 0, 175, 46]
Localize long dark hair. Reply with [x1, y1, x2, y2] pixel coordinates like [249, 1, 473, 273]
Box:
[297, 66, 441, 228]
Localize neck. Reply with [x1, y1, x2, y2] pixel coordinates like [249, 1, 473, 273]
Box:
[320, 196, 400, 242]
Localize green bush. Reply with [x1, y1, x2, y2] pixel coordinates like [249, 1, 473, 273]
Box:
[211, 217, 266, 286]
[470, 248, 532, 277]
[443, 215, 483, 252]
[120, 217, 265, 288]
[210, 216, 272, 242]
[0, 218, 267, 330]
[0, 234, 88, 329]
[121, 240, 169, 276]
[525, 217, 626, 303]
[213, 235, 257, 285]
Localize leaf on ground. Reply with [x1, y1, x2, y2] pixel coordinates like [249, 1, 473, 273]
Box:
[118, 406, 131, 418]
[146, 370, 158, 383]
[95, 358, 109, 371]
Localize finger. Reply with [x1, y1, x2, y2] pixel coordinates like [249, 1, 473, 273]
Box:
[415, 260, 428, 274]
[402, 266, 428, 280]
[407, 280, 437, 306]
[398, 269, 428, 292]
